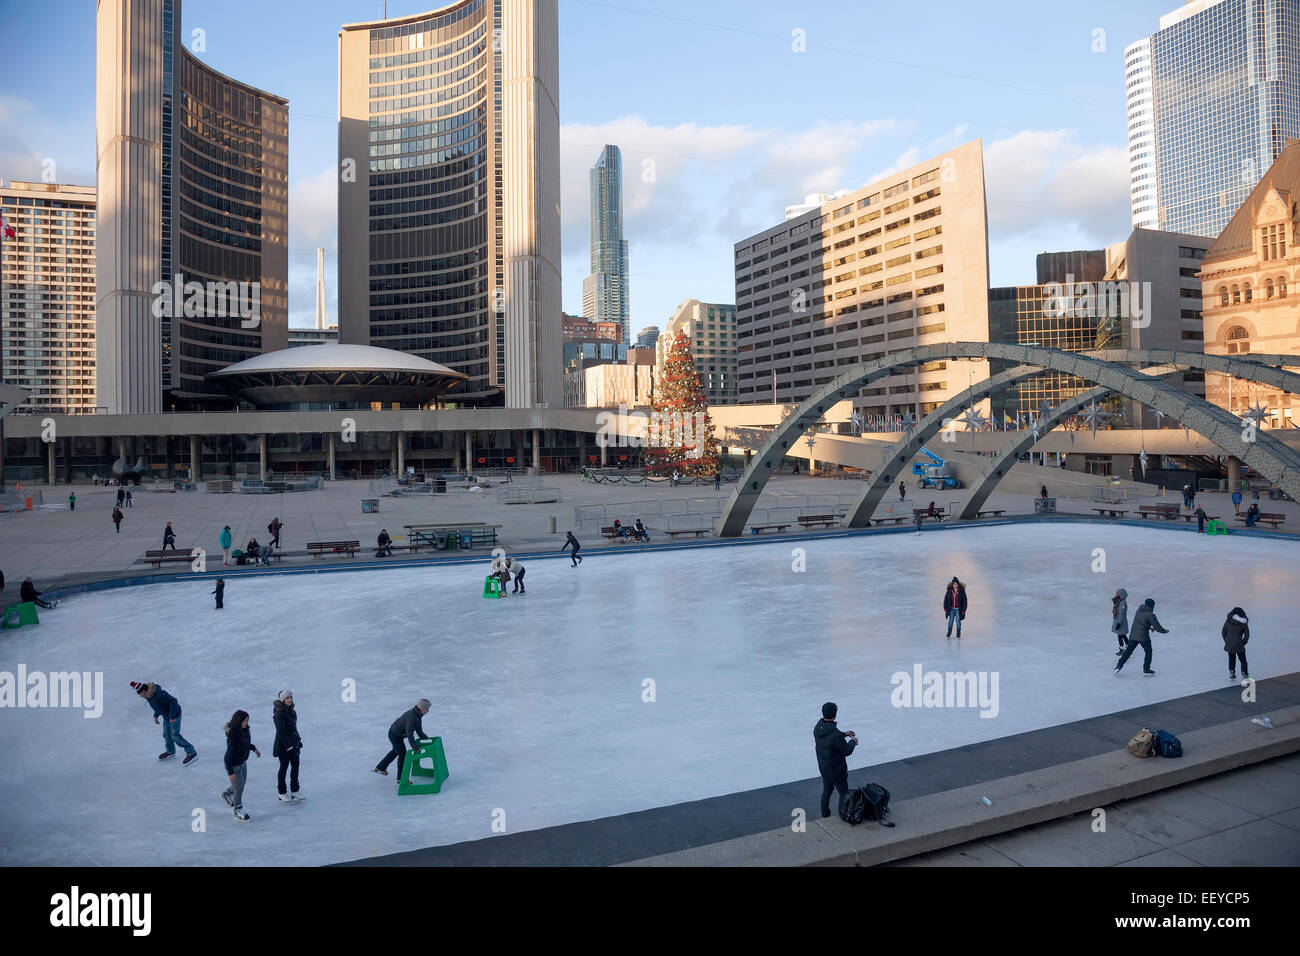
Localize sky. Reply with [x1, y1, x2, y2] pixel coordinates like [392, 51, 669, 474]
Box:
[2, 0, 1171, 333]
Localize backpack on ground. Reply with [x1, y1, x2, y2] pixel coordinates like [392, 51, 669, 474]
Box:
[840, 788, 868, 825]
[1153, 729, 1183, 758]
[1127, 729, 1155, 758]
[841, 783, 894, 827]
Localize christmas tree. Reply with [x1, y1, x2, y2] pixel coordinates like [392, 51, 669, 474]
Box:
[644, 331, 720, 475]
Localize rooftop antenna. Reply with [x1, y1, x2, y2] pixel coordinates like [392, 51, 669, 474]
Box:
[314, 247, 328, 331]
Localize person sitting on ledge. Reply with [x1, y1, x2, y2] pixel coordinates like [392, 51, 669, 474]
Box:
[245, 538, 261, 561]
[377, 529, 394, 557]
[927, 501, 938, 518]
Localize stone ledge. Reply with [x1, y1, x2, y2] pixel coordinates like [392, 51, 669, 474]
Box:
[622, 705, 1300, 867]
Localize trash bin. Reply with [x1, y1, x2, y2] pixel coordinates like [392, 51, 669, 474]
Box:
[433, 478, 447, 493]
[446, 531, 458, 551]
[362, 498, 379, 514]
[460, 531, 473, 550]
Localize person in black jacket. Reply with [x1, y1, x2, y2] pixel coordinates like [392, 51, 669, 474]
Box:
[376, 529, 393, 557]
[273, 690, 303, 801]
[221, 709, 261, 821]
[131, 680, 197, 763]
[373, 698, 431, 778]
[212, 578, 224, 610]
[1222, 607, 1250, 681]
[267, 517, 282, 549]
[113, 507, 124, 533]
[21, 578, 55, 609]
[1115, 597, 1169, 676]
[162, 522, 176, 550]
[562, 531, 582, 566]
[814, 702, 857, 818]
[942, 577, 968, 639]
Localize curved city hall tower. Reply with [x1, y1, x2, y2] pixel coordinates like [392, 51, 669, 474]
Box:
[96, 0, 288, 413]
[338, 0, 561, 407]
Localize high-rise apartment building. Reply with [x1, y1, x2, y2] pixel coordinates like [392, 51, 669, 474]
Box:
[338, 0, 562, 408]
[734, 140, 991, 421]
[634, 324, 660, 350]
[96, 0, 288, 413]
[658, 299, 738, 406]
[1126, 0, 1300, 237]
[582, 144, 630, 343]
[1, 182, 97, 413]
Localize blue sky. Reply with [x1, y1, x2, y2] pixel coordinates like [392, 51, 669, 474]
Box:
[3, 0, 1171, 331]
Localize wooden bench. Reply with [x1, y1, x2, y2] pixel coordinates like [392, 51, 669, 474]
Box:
[665, 529, 708, 538]
[601, 525, 646, 543]
[975, 510, 1006, 519]
[872, 515, 908, 525]
[307, 540, 360, 559]
[1136, 505, 1179, 520]
[1234, 512, 1286, 529]
[144, 548, 193, 568]
[750, 524, 790, 534]
[797, 514, 841, 528]
[913, 508, 946, 522]
[1091, 507, 1128, 518]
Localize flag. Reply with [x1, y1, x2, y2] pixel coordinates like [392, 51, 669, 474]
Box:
[1, 213, 14, 241]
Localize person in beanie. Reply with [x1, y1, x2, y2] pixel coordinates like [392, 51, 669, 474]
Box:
[113, 507, 124, 533]
[813, 702, 857, 819]
[132, 681, 197, 764]
[505, 557, 525, 594]
[212, 578, 225, 610]
[1111, 588, 1130, 656]
[220, 525, 233, 567]
[373, 699, 431, 779]
[273, 690, 303, 801]
[942, 577, 968, 639]
[1115, 598, 1169, 676]
[1222, 607, 1251, 682]
[222, 710, 261, 821]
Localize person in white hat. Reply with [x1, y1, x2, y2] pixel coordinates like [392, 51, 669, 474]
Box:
[272, 690, 303, 801]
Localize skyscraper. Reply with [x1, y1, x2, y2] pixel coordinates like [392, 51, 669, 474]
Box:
[96, 0, 288, 413]
[338, 0, 562, 408]
[1126, 0, 1300, 238]
[582, 144, 629, 344]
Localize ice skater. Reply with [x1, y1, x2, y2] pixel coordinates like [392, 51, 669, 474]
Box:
[1194, 505, 1208, 533]
[131, 680, 198, 765]
[943, 577, 967, 639]
[562, 531, 583, 566]
[1111, 588, 1130, 655]
[220, 525, 233, 567]
[273, 690, 303, 801]
[913, 511, 923, 534]
[163, 521, 177, 550]
[1114, 598, 1168, 676]
[373, 698, 431, 779]
[221, 710, 261, 821]
[20, 577, 56, 609]
[505, 557, 525, 593]
[814, 702, 857, 819]
[212, 578, 224, 610]
[1222, 607, 1250, 682]
[113, 506, 124, 533]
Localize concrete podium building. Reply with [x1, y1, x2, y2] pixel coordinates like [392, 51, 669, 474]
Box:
[337, 0, 562, 408]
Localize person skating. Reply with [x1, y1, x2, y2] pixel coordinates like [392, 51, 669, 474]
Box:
[1222, 607, 1250, 682]
[373, 699, 430, 779]
[1115, 598, 1169, 676]
[1111, 588, 1130, 656]
[68, 491, 76, 511]
[562, 531, 582, 566]
[163, 521, 176, 550]
[1194, 505, 1208, 533]
[913, 511, 923, 534]
[943, 577, 967, 639]
[212, 578, 225, 610]
[20, 577, 55, 609]
[272, 690, 303, 801]
[267, 517, 282, 550]
[376, 529, 393, 557]
[505, 557, 525, 594]
[131, 680, 198, 764]
[113, 507, 124, 533]
[221, 710, 261, 821]
[814, 702, 857, 819]
[220, 525, 233, 567]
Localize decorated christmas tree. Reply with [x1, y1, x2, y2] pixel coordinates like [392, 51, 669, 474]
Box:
[643, 331, 720, 475]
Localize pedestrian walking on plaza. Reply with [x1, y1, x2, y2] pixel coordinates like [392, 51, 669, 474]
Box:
[814, 702, 857, 819]
[212, 578, 224, 610]
[131, 680, 198, 765]
[714, 469, 722, 491]
[68, 491, 76, 511]
[1222, 607, 1250, 682]
[1231, 489, 1243, 515]
[163, 521, 176, 550]
[222, 710, 261, 821]
[1115, 598, 1168, 676]
[267, 517, 282, 549]
[943, 577, 967, 639]
[125, 489, 133, 507]
[505, 557, 525, 593]
[1111, 588, 1130, 655]
[373, 698, 430, 779]
[899, 480, 906, 502]
[273, 690, 303, 801]
[562, 531, 583, 566]
[220, 525, 233, 566]
[113, 506, 124, 533]
[117, 487, 125, 507]
[1194, 505, 1208, 533]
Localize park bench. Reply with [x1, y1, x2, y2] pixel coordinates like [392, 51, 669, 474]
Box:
[144, 548, 194, 568]
[665, 529, 708, 538]
[797, 514, 841, 528]
[1091, 507, 1128, 518]
[1234, 512, 1287, 529]
[872, 515, 908, 525]
[307, 540, 360, 559]
[975, 510, 1006, 519]
[601, 525, 646, 543]
[750, 524, 791, 534]
[913, 508, 946, 522]
[1136, 504, 1179, 520]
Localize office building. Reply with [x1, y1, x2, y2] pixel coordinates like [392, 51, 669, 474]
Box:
[659, 299, 739, 406]
[96, 0, 289, 413]
[0, 181, 97, 414]
[634, 324, 659, 350]
[581, 144, 629, 343]
[1126, 0, 1300, 237]
[288, 327, 340, 347]
[734, 140, 991, 421]
[338, 0, 562, 408]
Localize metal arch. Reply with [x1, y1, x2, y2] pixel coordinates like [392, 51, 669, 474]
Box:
[954, 385, 1111, 520]
[714, 343, 1300, 537]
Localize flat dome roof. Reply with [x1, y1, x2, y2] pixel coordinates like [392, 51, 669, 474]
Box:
[209, 344, 467, 378]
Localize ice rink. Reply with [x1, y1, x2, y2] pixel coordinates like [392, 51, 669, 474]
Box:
[1, 522, 1296, 865]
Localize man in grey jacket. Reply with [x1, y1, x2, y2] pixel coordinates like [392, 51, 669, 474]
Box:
[1115, 598, 1169, 676]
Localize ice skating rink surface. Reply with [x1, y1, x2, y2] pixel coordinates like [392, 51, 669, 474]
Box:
[1, 522, 1295, 865]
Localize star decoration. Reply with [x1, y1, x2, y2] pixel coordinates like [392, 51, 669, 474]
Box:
[897, 412, 917, 432]
[957, 408, 989, 433]
[1241, 402, 1271, 428]
[1080, 400, 1114, 437]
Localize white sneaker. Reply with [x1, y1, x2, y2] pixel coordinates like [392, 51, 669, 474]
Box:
[291, 792, 304, 801]
[278, 793, 293, 802]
